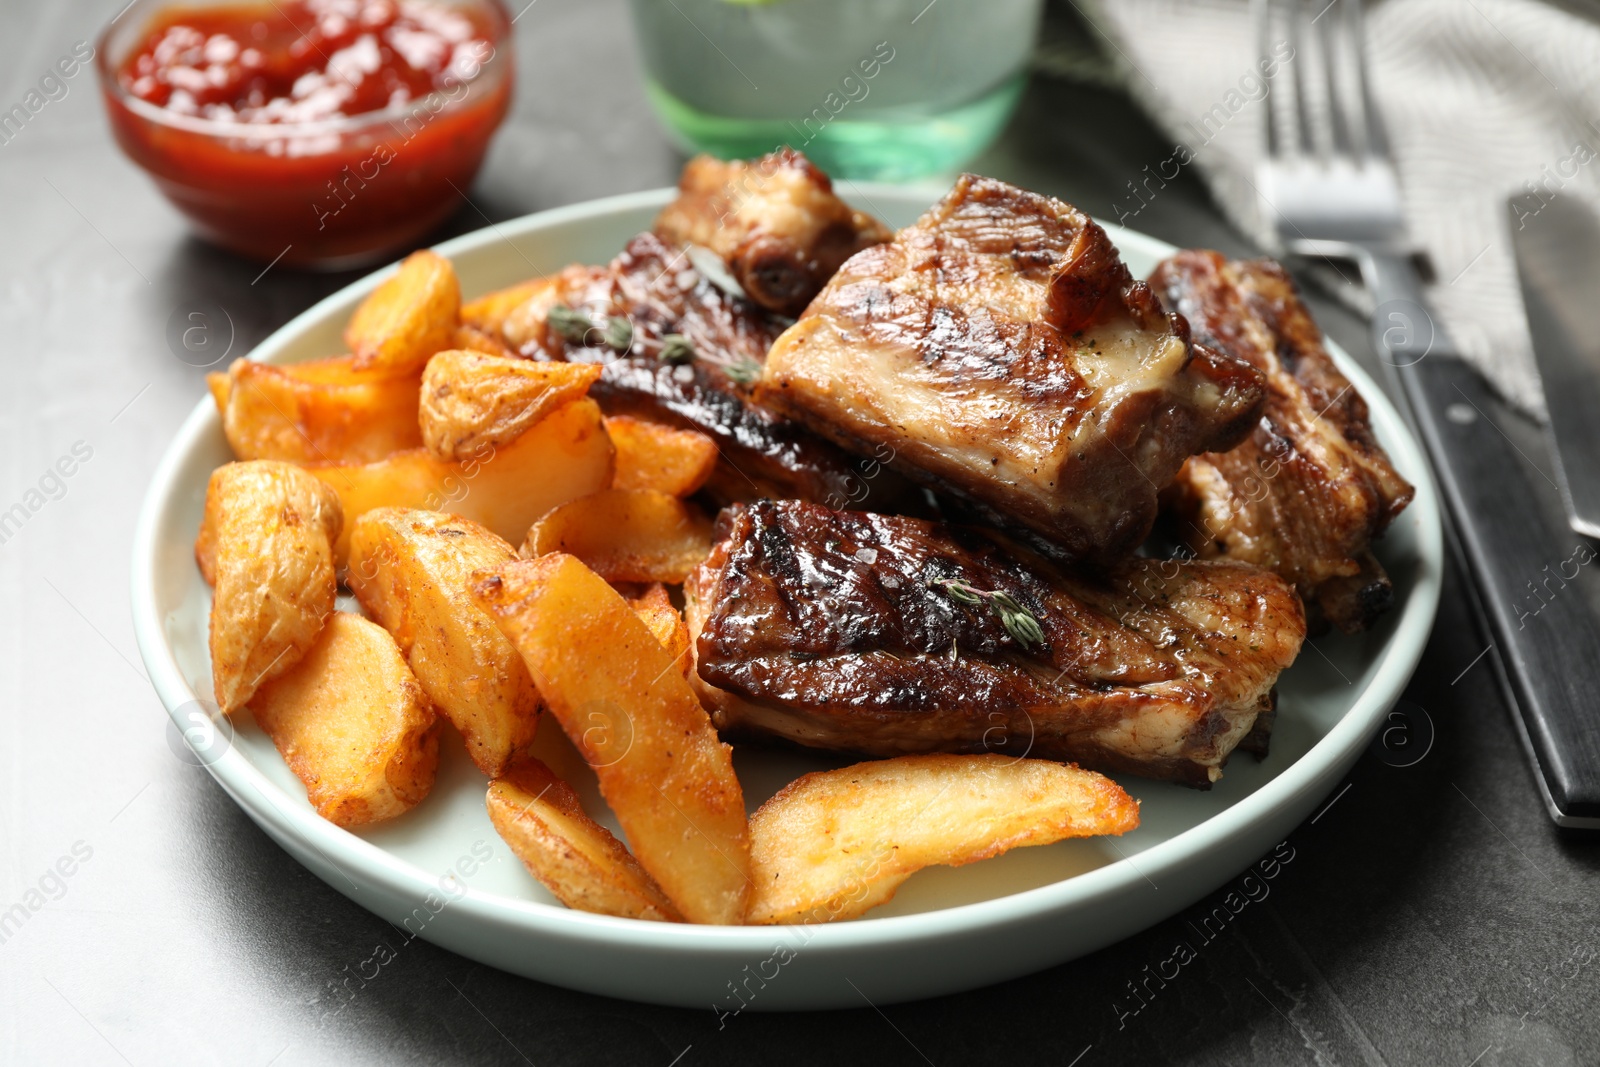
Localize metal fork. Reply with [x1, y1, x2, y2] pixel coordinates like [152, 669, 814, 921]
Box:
[1256, 0, 1438, 367]
[1256, 0, 1600, 829]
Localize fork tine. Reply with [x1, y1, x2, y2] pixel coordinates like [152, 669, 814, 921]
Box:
[1285, 0, 1316, 156]
[1345, 0, 1389, 159]
[1310, 0, 1387, 161]
[1259, 0, 1310, 159]
[1309, 0, 1355, 158]
[1255, 0, 1286, 158]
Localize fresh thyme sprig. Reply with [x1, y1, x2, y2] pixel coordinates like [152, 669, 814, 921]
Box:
[547, 304, 592, 344]
[548, 304, 633, 353]
[723, 359, 761, 385]
[659, 334, 696, 364]
[603, 315, 633, 353]
[929, 577, 1047, 651]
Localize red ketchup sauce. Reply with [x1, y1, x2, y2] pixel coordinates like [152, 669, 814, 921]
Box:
[101, 0, 511, 266]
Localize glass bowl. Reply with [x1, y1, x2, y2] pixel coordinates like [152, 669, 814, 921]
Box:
[96, 0, 514, 269]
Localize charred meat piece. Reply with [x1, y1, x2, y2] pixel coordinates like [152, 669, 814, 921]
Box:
[653, 148, 893, 316]
[758, 175, 1266, 562]
[1149, 251, 1414, 633]
[499, 231, 918, 509]
[685, 501, 1305, 787]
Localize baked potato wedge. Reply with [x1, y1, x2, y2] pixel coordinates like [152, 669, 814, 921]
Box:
[347, 250, 460, 374]
[453, 324, 519, 359]
[251, 612, 439, 827]
[521, 489, 713, 584]
[348, 509, 540, 776]
[472, 554, 750, 925]
[207, 355, 422, 465]
[487, 757, 683, 922]
[746, 754, 1141, 924]
[196, 460, 342, 714]
[629, 583, 691, 676]
[604, 415, 719, 497]
[419, 349, 601, 461]
[461, 277, 554, 335]
[310, 398, 615, 566]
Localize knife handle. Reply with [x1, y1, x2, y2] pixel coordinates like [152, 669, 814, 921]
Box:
[1395, 352, 1600, 821]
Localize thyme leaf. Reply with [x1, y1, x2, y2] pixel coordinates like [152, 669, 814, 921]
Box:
[603, 315, 633, 353]
[929, 577, 1047, 652]
[659, 334, 696, 364]
[548, 304, 593, 344]
[723, 359, 762, 385]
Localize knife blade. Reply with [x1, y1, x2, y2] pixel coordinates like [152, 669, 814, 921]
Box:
[1509, 193, 1600, 540]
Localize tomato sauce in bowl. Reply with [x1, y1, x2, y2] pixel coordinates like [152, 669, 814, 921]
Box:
[98, 0, 513, 268]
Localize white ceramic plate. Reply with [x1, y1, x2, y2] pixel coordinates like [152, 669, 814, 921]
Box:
[131, 186, 1442, 1010]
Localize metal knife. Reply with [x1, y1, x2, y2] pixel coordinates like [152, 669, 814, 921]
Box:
[1509, 192, 1600, 540]
[1359, 246, 1600, 829]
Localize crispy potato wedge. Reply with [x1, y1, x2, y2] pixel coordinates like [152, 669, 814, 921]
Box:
[420, 349, 602, 461]
[629, 583, 690, 676]
[454, 324, 519, 359]
[604, 415, 719, 498]
[251, 612, 439, 827]
[310, 398, 615, 566]
[501, 264, 609, 351]
[347, 250, 460, 374]
[207, 356, 422, 464]
[461, 277, 554, 335]
[487, 757, 683, 921]
[522, 489, 713, 584]
[349, 509, 541, 776]
[746, 754, 1141, 924]
[472, 555, 750, 925]
[196, 460, 342, 714]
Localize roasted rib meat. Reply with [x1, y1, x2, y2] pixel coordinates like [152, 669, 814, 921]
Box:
[685, 501, 1306, 787]
[1149, 251, 1414, 632]
[498, 230, 916, 508]
[654, 149, 894, 316]
[757, 174, 1267, 562]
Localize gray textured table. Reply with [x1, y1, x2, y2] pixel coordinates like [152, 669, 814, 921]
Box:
[2, 2, 1596, 1065]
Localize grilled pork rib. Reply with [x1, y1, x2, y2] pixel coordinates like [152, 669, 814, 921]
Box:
[1149, 251, 1414, 632]
[685, 501, 1305, 787]
[498, 230, 915, 508]
[654, 149, 893, 316]
[757, 175, 1267, 562]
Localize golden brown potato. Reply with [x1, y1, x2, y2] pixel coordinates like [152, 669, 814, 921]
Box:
[310, 398, 615, 566]
[419, 349, 601, 461]
[629, 583, 690, 677]
[487, 757, 683, 921]
[462, 277, 555, 335]
[521, 489, 713, 584]
[348, 509, 541, 776]
[746, 754, 1141, 924]
[207, 355, 422, 465]
[500, 264, 610, 351]
[604, 415, 719, 497]
[471, 555, 751, 925]
[346, 250, 460, 374]
[251, 612, 439, 827]
[196, 460, 342, 714]
[453, 324, 520, 359]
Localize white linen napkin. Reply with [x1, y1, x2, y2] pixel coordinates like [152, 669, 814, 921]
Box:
[1072, 0, 1600, 417]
